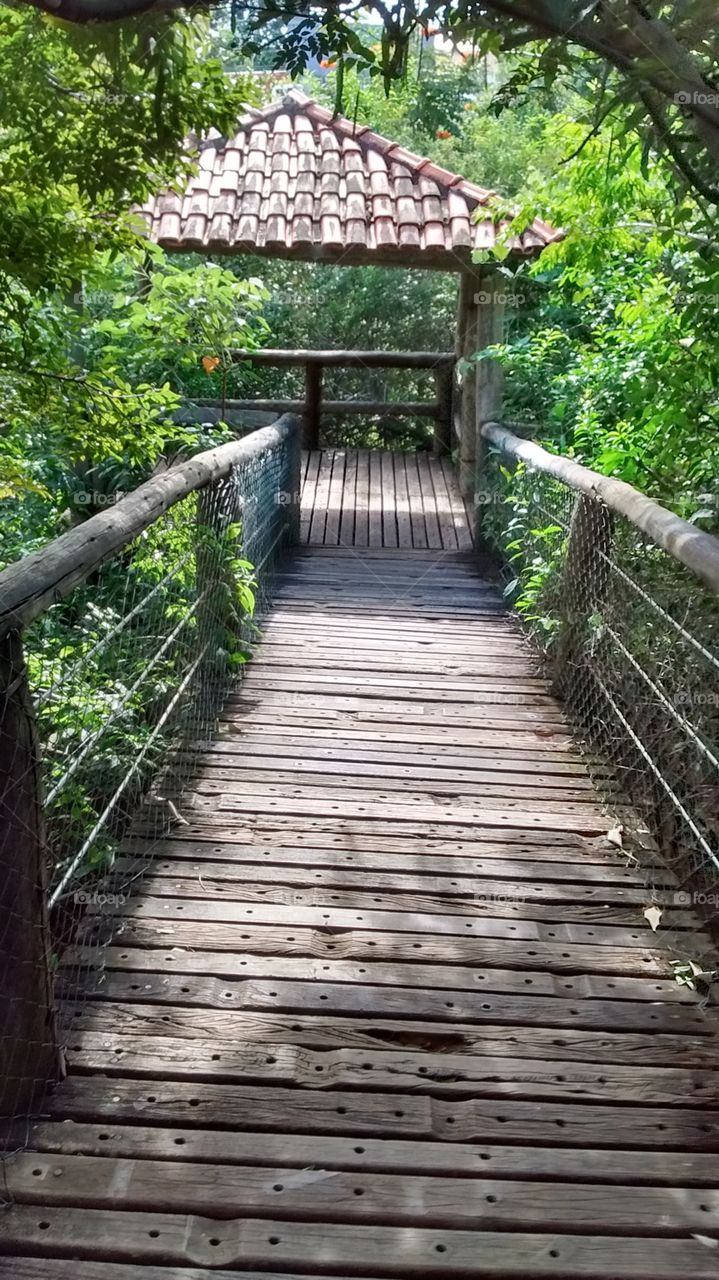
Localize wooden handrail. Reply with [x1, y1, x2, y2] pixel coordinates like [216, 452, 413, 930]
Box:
[481, 421, 719, 597]
[0, 415, 301, 636]
[229, 349, 455, 453]
[231, 349, 455, 368]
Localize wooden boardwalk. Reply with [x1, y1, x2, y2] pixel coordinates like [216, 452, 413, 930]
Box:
[3, 487, 719, 1275]
[300, 448, 474, 549]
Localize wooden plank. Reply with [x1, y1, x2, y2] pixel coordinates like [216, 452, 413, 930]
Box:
[105, 868, 670, 909]
[307, 449, 333, 545]
[380, 451, 398, 548]
[63, 1005, 719, 1065]
[182, 790, 612, 836]
[62, 1035, 716, 1103]
[3, 1206, 719, 1276]
[403, 452, 429, 549]
[46, 1075, 719, 1150]
[116, 843, 655, 885]
[100, 886, 689, 937]
[0, 1265, 322, 1280]
[368, 451, 384, 549]
[25, 1119, 719, 1185]
[416, 451, 452, 549]
[100, 892, 691, 936]
[80, 912, 674, 975]
[299, 449, 320, 544]
[65, 944, 691, 1004]
[352, 449, 370, 548]
[338, 447, 357, 547]
[186, 780, 605, 822]
[323, 448, 347, 546]
[392, 453, 413, 549]
[10, 1151, 719, 1232]
[62, 969, 710, 1033]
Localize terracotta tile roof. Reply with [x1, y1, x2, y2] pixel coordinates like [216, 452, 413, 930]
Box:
[137, 88, 562, 270]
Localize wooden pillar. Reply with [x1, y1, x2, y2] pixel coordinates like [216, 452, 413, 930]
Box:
[303, 362, 322, 451]
[0, 630, 62, 1117]
[432, 365, 453, 457]
[456, 268, 505, 500]
[456, 271, 478, 496]
[473, 276, 506, 542]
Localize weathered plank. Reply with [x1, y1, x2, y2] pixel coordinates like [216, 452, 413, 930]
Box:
[3, 1207, 719, 1276]
[63, 1005, 719, 1066]
[24, 1120, 719, 1185]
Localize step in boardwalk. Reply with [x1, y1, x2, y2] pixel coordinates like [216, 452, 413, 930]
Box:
[3, 546, 719, 1279]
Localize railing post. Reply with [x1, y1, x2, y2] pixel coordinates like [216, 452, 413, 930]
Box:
[432, 364, 453, 457]
[284, 417, 302, 546]
[553, 493, 613, 698]
[304, 360, 322, 451]
[0, 629, 63, 1116]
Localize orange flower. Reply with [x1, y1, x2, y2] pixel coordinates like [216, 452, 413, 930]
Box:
[436, 128, 452, 140]
[202, 355, 220, 374]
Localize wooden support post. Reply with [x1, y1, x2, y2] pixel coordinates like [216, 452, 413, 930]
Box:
[0, 630, 62, 1117]
[456, 271, 478, 495]
[432, 365, 453, 457]
[473, 276, 506, 542]
[304, 362, 322, 450]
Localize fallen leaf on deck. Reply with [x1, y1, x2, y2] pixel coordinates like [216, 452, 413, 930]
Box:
[643, 905, 663, 931]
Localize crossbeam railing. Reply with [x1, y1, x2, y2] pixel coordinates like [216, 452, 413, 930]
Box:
[478, 421, 719, 934]
[0, 415, 301, 1117]
[191, 349, 456, 454]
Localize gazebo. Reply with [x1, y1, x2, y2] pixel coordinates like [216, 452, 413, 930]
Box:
[138, 87, 561, 495]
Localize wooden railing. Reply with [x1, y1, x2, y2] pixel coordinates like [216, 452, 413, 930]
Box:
[478, 419, 719, 923]
[0, 416, 301, 1114]
[192, 349, 456, 454]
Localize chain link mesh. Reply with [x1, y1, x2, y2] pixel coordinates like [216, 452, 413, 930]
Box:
[0, 426, 297, 1148]
[481, 450, 719, 968]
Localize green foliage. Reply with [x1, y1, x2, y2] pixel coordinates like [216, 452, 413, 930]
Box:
[491, 117, 719, 522]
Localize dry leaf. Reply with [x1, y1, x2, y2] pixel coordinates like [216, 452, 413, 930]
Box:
[606, 824, 624, 848]
[202, 354, 220, 374]
[643, 904, 663, 931]
[692, 1235, 718, 1249]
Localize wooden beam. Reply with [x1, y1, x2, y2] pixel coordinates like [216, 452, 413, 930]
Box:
[192, 399, 439, 418]
[232, 350, 455, 369]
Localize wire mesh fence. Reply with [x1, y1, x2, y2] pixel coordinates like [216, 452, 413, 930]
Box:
[481, 443, 719, 968]
[0, 418, 299, 1140]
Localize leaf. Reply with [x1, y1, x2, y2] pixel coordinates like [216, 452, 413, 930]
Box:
[606, 824, 623, 848]
[201, 354, 220, 373]
[643, 905, 663, 931]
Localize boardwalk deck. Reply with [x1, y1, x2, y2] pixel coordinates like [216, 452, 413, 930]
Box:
[3, 454, 719, 1278]
[300, 448, 474, 549]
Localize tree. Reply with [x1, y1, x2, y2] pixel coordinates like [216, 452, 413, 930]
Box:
[10, 2, 719, 206]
